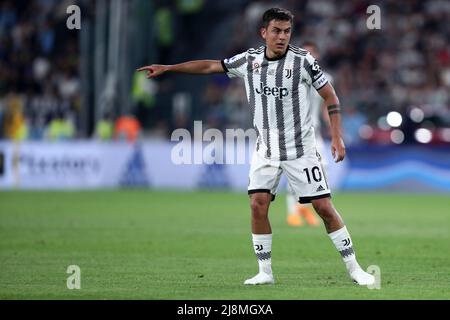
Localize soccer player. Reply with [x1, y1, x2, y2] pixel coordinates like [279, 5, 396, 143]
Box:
[137, 8, 375, 286]
[285, 41, 330, 227]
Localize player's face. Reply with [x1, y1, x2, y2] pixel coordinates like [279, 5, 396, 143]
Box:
[261, 20, 292, 57]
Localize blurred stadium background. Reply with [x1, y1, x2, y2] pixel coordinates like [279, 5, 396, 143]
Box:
[1, 0, 450, 191]
[0, 0, 449, 300]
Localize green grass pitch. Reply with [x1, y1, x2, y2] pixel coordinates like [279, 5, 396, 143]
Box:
[0, 190, 449, 299]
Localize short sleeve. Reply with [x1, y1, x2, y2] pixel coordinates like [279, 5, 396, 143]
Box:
[303, 52, 329, 90]
[222, 51, 248, 78]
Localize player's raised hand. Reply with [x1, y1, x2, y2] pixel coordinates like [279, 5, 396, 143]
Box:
[331, 136, 346, 163]
[136, 65, 168, 78]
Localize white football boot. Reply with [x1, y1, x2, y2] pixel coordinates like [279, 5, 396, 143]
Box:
[244, 272, 275, 285]
[350, 268, 375, 286]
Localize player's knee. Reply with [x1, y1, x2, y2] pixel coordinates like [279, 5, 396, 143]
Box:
[250, 194, 270, 217]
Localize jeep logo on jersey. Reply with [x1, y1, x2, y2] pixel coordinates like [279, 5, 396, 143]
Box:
[255, 82, 289, 99]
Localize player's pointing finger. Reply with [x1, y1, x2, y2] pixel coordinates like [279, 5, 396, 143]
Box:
[136, 66, 149, 72]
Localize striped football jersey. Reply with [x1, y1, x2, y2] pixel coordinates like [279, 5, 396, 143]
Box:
[222, 44, 329, 161]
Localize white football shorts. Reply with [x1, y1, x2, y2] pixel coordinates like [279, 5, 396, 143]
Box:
[248, 146, 331, 203]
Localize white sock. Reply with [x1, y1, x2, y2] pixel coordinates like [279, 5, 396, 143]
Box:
[252, 234, 272, 275]
[328, 226, 361, 274]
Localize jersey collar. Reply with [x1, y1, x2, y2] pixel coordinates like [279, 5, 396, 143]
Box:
[264, 45, 288, 61]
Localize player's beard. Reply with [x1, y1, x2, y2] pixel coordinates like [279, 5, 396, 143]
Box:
[274, 44, 287, 56]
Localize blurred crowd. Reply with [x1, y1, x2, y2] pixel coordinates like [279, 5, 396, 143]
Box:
[0, 0, 81, 141]
[203, 0, 450, 145]
[1, 0, 449, 145]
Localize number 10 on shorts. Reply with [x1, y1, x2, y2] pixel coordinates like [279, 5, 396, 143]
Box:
[303, 166, 322, 184]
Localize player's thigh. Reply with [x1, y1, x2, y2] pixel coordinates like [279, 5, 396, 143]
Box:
[248, 151, 282, 200]
[281, 152, 331, 204]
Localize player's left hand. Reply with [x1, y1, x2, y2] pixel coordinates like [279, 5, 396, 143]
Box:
[331, 137, 346, 163]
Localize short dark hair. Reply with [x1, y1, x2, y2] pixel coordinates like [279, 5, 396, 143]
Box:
[262, 8, 294, 29]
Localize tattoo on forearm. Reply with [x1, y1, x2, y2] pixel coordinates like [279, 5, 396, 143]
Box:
[327, 104, 341, 116]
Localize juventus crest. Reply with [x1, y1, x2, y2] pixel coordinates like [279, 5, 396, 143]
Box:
[285, 68, 292, 79]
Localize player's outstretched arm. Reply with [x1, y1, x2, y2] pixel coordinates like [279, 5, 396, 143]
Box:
[136, 60, 225, 78]
[317, 83, 346, 163]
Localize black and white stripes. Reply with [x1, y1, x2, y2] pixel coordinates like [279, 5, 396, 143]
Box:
[255, 251, 272, 261]
[226, 56, 247, 70]
[223, 44, 330, 161]
[260, 59, 271, 158]
[247, 56, 256, 121]
[275, 56, 287, 160]
[292, 54, 304, 158]
[288, 45, 308, 56]
[339, 247, 355, 259]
